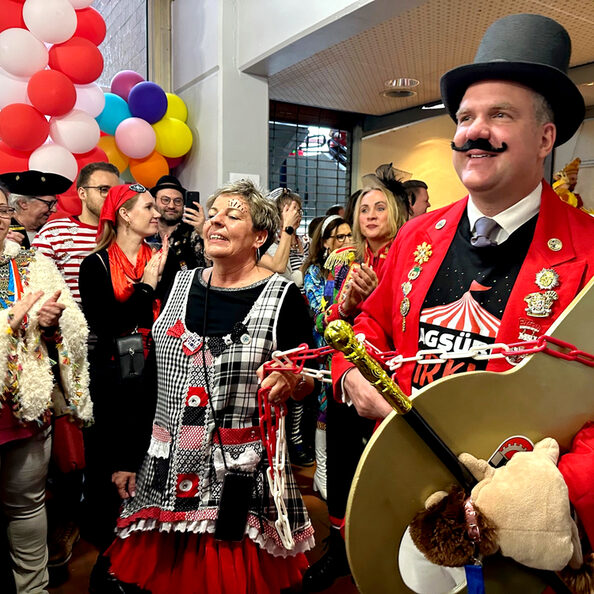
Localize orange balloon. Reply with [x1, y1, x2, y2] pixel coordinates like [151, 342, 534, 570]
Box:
[97, 134, 129, 173]
[128, 151, 169, 187]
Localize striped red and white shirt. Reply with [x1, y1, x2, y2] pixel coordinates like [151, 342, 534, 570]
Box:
[33, 217, 98, 303]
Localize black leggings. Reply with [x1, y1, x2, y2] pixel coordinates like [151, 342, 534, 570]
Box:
[325, 387, 375, 521]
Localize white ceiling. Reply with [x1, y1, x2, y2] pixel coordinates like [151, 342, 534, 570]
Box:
[267, 0, 594, 116]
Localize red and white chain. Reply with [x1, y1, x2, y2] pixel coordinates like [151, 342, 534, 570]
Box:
[374, 334, 594, 371]
[257, 388, 295, 550]
[257, 333, 593, 549]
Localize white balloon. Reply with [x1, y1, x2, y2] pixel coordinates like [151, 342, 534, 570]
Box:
[0, 28, 48, 78]
[0, 67, 30, 109]
[29, 143, 78, 181]
[49, 109, 100, 154]
[74, 83, 105, 118]
[67, 0, 94, 8]
[23, 0, 77, 45]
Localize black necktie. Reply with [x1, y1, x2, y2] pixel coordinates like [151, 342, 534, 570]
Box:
[471, 217, 500, 247]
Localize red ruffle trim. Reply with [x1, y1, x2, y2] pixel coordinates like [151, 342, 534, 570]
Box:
[107, 530, 309, 594]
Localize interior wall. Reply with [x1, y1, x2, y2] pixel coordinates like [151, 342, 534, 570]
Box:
[171, 0, 268, 201]
[358, 114, 467, 209]
[171, 0, 219, 199]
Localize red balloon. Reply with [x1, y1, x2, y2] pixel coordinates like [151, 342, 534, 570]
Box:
[165, 155, 184, 169]
[28, 70, 76, 117]
[75, 146, 108, 170]
[0, 140, 31, 174]
[0, 103, 48, 151]
[56, 186, 81, 217]
[74, 7, 106, 46]
[48, 37, 104, 85]
[0, 1, 25, 33]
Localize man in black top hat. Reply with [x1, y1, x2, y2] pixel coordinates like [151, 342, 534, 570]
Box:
[326, 15, 594, 592]
[338, 11, 591, 419]
[0, 171, 72, 249]
[149, 174, 206, 292]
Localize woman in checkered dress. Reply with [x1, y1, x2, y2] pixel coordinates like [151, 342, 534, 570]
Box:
[106, 180, 315, 594]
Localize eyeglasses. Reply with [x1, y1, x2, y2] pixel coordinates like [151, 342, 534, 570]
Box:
[0, 206, 16, 218]
[158, 196, 183, 206]
[330, 233, 352, 242]
[83, 185, 112, 197]
[31, 197, 58, 210]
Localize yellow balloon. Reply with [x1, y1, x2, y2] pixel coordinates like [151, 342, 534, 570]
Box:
[97, 135, 129, 174]
[152, 117, 193, 158]
[164, 93, 188, 122]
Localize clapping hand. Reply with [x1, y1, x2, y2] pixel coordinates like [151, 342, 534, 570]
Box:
[9, 290, 44, 332]
[37, 290, 66, 329]
[142, 235, 170, 289]
[340, 264, 378, 317]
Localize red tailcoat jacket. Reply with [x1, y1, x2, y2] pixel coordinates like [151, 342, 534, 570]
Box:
[332, 182, 594, 396]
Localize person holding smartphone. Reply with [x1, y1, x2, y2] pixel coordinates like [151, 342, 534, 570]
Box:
[149, 175, 206, 293]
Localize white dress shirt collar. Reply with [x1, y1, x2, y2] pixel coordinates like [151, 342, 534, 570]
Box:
[467, 182, 541, 244]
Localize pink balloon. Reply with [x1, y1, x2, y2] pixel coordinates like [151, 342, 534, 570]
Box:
[114, 117, 156, 159]
[29, 142, 78, 181]
[74, 82, 105, 117]
[49, 109, 100, 154]
[110, 70, 144, 101]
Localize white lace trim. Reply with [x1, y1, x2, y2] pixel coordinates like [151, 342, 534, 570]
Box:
[116, 518, 315, 558]
[148, 439, 170, 459]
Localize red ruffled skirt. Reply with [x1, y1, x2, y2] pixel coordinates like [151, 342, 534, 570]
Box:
[107, 530, 309, 594]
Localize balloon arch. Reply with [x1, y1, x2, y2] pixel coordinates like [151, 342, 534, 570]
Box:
[0, 0, 193, 216]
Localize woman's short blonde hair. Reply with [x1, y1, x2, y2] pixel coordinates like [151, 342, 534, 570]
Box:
[352, 185, 408, 261]
[207, 179, 279, 255]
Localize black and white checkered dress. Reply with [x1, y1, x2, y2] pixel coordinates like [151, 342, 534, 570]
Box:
[116, 269, 314, 557]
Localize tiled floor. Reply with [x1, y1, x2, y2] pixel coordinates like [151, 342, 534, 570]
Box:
[47, 464, 359, 594]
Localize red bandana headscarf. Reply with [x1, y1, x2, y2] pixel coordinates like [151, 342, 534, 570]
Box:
[97, 183, 147, 241]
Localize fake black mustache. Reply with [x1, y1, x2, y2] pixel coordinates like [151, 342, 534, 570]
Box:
[450, 139, 508, 153]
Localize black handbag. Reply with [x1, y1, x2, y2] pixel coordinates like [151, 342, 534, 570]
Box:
[116, 333, 145, 380]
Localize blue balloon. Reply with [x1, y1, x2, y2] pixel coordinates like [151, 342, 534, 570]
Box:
[128, 81, 167, 124]
[96, 93, 132, 136]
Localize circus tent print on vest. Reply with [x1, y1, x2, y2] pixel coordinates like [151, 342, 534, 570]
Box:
[413, 281, 501, 390]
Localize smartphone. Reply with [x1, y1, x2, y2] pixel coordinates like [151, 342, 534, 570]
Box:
[185, 190, 200, 208]
[214, 471, 254, 541]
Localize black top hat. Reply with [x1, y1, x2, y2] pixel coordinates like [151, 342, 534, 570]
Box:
[440, 14, 585, 146]
[149, 175, 186, 198]
[0, 170, 72, 196]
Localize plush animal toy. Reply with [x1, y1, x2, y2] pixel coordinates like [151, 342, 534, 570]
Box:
[410, 438, 583, 573]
